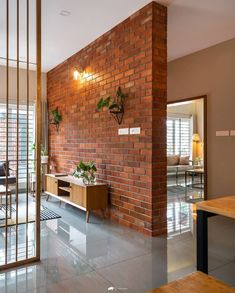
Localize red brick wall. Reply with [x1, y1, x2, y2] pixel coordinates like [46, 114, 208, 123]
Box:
[152, 4, 167, 235]
[47, 2, 167, 236]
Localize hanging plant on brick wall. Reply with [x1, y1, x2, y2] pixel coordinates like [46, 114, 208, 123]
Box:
[97, 87, 127, 125]
[50, 107, 62, 132]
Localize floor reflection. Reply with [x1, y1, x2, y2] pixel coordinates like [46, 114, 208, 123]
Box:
[167, 174, 203, 238]
[167, 175, 235, 286]
[0, 185, 233, 292]
[0, 196, 168, 293]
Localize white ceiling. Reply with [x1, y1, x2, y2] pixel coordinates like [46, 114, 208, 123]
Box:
[0, 0, 235, 72]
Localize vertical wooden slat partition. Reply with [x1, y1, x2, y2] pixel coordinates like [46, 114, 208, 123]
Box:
[36, 0, 42, 261]
[0, 0, 41, 270]
[26, 0, 29, 260]
[16, 0, 19, 262]
[5, 0, 9, 266]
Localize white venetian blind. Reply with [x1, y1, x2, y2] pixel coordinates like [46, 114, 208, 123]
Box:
[0, 103, 35, 181]
[167, 116, 192, 157]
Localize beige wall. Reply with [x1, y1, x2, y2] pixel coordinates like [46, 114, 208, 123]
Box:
[0, 65, 47, 104]
[168, 38, 235, 198]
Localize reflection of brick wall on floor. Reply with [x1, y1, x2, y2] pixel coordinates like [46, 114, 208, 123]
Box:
[47, 2, 167, 236]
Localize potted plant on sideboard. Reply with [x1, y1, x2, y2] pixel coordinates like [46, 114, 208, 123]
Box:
[72, 161, 97, 185]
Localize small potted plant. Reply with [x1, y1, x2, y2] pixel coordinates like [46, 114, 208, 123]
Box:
[50, 107, 62, 132]
[72, 161, 97, 185]
[97, 87, 127, 124]
[32, 143, 49, 164]
[41, 146, 49, 164]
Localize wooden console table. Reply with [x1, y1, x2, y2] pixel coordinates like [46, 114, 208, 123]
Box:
[45, 174, 108, 222]
[196, 195, 235, 274]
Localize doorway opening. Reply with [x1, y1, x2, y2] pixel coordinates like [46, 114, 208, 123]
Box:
[167, 96, 207, 238]
[167, 96, 207, 280]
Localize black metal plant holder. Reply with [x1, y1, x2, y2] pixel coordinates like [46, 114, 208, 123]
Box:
[50, 107, 62, 133]
[110, 108, 124, 125]
[50, 121, 60, 132]
[96, 86, 127, 125]
[109, 88, 125, 125]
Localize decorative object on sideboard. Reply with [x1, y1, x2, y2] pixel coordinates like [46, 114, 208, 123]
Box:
[97, 87, 127, 125]
[72, 161, 97, 185]
[50, 107, 62, 132]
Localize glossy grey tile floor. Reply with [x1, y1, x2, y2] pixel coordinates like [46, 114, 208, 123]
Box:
[0, 188, 234, 292]
[167, 176, 235, 286]
[0, 196, 168, 293]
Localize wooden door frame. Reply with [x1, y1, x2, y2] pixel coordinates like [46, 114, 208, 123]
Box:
[167, 95, 208, 199]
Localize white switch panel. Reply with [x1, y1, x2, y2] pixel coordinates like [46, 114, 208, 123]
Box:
[230, 130, 235, 136]
[216, 130, 229, 137]
[130, 127, 141, 135]
[118, 128, 129, 135]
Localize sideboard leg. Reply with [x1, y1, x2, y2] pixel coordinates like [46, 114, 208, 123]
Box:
[101, 208, 106, 220]
[86, 211, 90, 223]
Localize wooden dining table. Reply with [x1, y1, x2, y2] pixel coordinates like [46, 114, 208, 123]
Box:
[147, 271, 235, 293]
[196, 195, 235, 274]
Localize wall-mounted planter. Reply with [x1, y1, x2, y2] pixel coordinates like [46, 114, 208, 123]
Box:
[50, 107, 62, 132]
[97, 87, 127, 125]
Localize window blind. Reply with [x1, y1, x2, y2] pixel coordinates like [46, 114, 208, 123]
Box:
[167, 116, 192, 157]
[0, 103, 35, 181]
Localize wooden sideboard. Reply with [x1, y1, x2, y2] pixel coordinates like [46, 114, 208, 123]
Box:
[45, 174, 108, 222]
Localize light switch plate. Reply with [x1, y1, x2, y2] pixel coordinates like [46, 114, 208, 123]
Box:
[216, 130, 229, 137]
[230, 130, 235, 136]
[118, 128, 129, 135]
[130, 127, 141, 135]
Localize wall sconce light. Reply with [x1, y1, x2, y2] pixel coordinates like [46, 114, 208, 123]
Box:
[73, 69, 80, 80]
[73, 66, 91, 81]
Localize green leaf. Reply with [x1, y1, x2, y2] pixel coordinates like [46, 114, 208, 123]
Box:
[79, 161, 87, 171]
[97, 96, 111, 110]
[97, 98, 104, 110]
[117, 87, 127, 99]
[87, 161, 97, 172]
[51, 107, 62, 124]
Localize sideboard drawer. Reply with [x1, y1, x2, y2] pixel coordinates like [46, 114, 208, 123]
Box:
[70, 184, 86, 208]
[46, 176, 58, 195]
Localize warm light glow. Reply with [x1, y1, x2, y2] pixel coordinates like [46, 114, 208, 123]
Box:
[82, 72, 90, 79]
[73, 69, 79, 80]
[192, 133, 200, 142]
[73, 66, 94, 82]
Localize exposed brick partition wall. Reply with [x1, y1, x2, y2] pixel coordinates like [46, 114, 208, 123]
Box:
[152, 4, 167, 235]
[47, 2, 167, 236]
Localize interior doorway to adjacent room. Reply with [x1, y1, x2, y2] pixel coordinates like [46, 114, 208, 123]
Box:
[166, 96, 207, 238]
[167, 96, 207, 280]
